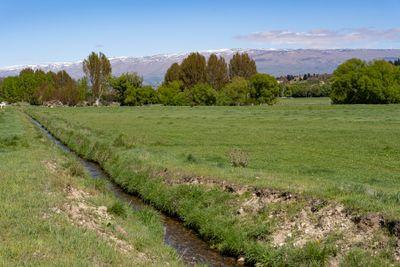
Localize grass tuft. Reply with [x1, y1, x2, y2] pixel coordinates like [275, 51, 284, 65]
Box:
[113, 133, 135, 149]
[0, 135, 28, 148]
[108, 201, 127, 218]
[63, 158, 86, 177]
[186, 153, 197, 163]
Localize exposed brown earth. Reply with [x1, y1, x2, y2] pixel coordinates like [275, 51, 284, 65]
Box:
[165, 173, 400, 263]
[41, 159, 148, 260]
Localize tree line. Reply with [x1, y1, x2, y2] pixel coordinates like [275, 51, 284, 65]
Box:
[0, 68, 88, 105]
[119, 52, 280, 106]
[0, 51, 281, 106]
[0, 52, 112, 106]
[1, 53, 399, 105]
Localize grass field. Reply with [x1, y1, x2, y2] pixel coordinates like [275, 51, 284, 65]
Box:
[0, 109, 180, 265]
[25, 98, 400, 266]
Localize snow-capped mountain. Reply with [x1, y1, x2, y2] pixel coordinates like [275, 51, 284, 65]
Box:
[1, 49, 399, 85]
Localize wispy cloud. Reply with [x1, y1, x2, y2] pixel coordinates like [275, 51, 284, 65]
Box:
[236, 28, 400, 48]
[95, 44, 104, 48]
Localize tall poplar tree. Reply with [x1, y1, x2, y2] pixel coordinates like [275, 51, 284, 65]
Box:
[179, 52, 207, 89]
[164, 63, 182, 84]
[229, 52, 257, 79]
[83, 52, 112, 104]
[206, 54, 229, 90]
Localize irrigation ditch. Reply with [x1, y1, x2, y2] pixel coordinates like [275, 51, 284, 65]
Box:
[31, 117, 240, 266]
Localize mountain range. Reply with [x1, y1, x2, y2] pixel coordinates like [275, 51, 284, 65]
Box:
[1, 49, 399, 85]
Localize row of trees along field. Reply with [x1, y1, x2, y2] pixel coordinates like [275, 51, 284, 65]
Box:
[0, 52, 399, 105]
[0, 52, 113, 106]
[120, 52, 280, 106]
[0, 69, 88, 105]
[0, 52, 280, 106]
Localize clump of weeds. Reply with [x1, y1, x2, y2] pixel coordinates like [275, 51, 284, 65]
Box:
[228, 148, 249, 167]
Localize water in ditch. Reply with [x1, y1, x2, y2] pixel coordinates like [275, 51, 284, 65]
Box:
[31, 118, 240, 267]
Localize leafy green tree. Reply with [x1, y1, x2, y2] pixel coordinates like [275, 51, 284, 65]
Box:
[249, 73, 280, 104]
[180, 53, 207, 89]
[109, 73, 143, 103]
[229, 52, 257, 79]
[33, 71, 55, 104]
[164, 63, 182, 84]
[123, 87, 138, 106]
[53, 70, 74, 89]
[0, 69, 52, 104]
[83, 52, 112, 104]
[217, 77, 250, 105]
[186, 83, 217, 106]
[330, 59, 400, 104]
[18, 69, 54, 105]
[77, 77, 89, 102]
[0, 76, 22, 103]
[18, 68, 51, 104]
[206, 54, 229, 90]
[157, 81, 187, 105]
[32, 70, 85, 105]
[330, 58, 365, 104]
[56, 71, 85, 105]
[137, 86, 157, 105]
[0, 68, 88, 105]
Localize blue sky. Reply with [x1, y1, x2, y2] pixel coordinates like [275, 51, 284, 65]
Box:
[0, 0, 399, 67]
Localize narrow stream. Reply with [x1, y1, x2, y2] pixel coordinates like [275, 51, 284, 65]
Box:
[31, 118, 240, 267]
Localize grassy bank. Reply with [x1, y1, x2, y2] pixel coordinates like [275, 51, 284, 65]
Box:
[0, 109, 180, 265]
[26, 99, 400, 266]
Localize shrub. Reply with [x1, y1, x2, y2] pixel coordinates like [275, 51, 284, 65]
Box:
[186, 153, 197, 163]
[186, 83, 217, 106]
[156, 81, 188, 106]
[228, 148, 249, 167]
[218, 77, 250, 105]
[124, 85, 157, 106]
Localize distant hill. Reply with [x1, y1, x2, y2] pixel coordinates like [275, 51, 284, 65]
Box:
[1, 49, 399, 85]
